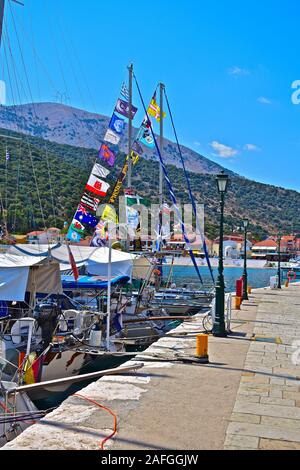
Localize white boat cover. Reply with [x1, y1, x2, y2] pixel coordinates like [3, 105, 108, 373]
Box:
[8, 244, 136, 280]
[0, 255, 62, 301]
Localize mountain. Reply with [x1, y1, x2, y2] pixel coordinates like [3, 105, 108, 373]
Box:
[0, 102, 227, 176]
[0, 126, 299, 240]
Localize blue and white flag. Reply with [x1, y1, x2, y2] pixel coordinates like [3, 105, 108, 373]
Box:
[120, 82, 130, 101]
[75, 205, 99, 228]
[109, 113, 125, 136]
[5, 149, 10, 161]
[136, 119, 155, 149]
[67, 227, 82, 243]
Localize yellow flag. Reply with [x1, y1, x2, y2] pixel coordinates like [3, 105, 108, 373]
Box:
[147, 98, 166, 122]
[23, 353, 38, 385]
[101, 205, 118, 224]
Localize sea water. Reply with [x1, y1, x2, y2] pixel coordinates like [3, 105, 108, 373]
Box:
[166, 266, 278, 292]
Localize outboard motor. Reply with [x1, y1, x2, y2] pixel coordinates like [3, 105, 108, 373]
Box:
[33, 302, 60, 349]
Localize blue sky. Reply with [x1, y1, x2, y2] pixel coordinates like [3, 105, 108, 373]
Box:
[2, 0, 300, 191]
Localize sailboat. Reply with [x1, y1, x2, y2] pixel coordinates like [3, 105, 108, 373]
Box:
[0, 2, 135, 418]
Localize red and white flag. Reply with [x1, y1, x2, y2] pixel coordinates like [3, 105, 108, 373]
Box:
[86, 174, 110, 197]
[67, 243, 79, 282]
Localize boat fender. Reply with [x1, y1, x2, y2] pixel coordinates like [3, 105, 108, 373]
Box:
[89, 323, 102, 347]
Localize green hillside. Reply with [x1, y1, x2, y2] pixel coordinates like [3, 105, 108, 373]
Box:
[0, 128, 299, 240]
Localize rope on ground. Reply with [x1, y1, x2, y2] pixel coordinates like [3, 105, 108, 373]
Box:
[74, 393, 117, 451]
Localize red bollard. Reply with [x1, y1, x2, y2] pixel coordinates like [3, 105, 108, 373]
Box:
[236, 277, 244, 302]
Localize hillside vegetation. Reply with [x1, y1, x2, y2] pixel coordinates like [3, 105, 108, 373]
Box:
[0, 128, 299, 240]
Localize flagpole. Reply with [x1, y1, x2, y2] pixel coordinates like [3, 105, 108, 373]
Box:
[106, 234, 112, 351]
[158, 83, 165, 285]
[0, 1, 5, 47]
[159, 83, 165, 208]
[127, 63, 133, 189]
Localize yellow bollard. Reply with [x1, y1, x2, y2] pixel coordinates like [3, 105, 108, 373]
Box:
[248, 286, 252, 295]
[235, 296, 242, 310]
[195, 334, 209, 363]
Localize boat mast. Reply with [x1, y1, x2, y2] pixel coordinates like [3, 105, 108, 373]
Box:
[0, 0, 23, 45]
[127, 63, 133, 189]
[0, 0, 22, 239]
[159, 83, 165, 208]
[0, 0, 5, 46]
[157, 83, 165, 285]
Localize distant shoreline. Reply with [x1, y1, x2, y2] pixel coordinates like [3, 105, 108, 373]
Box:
[165, 258, 275, 270]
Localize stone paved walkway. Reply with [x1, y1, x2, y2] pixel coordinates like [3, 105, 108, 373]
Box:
[224, 284, 300, 450]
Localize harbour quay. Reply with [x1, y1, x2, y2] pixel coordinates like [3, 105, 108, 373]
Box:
[3, 283, 300, 451]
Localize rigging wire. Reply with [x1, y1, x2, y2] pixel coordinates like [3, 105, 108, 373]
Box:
[163, 89, 215, 285]
[2, 22, 47, 231]
[6, 2, 57, 229]
[133, 74, 203, 285]
[12, 139, 22, 231]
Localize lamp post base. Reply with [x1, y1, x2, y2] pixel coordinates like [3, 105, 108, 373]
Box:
[212, 330, 228, 338]
[212, 319, 228, 338]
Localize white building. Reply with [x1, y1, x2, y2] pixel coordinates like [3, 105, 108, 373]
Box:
[26, 228, 64, 245]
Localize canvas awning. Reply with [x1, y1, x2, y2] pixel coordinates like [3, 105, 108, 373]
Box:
[61, 275, 130, 290]
[8, 244, 136, 281]
[0, 255, 62, 302]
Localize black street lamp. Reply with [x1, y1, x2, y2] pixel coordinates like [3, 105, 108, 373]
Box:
[213, 171, 229, 338]
[242, 219, 249, 301]
[277, 233, 282, 289]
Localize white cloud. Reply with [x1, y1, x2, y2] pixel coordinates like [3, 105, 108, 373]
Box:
[193, 141, 201, 147]
[228, 66, 250, 76]
[211, 141, 238, 158]
[244, 144, 261, 151]
[258, 96, 272, 105]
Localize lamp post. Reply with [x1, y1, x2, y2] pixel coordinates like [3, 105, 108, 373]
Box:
[213, 171, 229, 338]
[277, 233, 282, 289]
[242, 219, 249, 301]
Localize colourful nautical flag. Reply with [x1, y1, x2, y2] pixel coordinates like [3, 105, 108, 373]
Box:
[80, 192, 100, 212]
[120, 82, 130, 101]
[75, 205, 99, 228]
[115, 98, 138, 120]
[132, 140, 144, 156]
[126, 205, 140, 230]
[70, 219, 85, 235]
[124, 188, 135, 196]
[129, 150, 140, 166]
[99, 144, 116, 167]
[91, 163, 110, 180]
[101, 204, 118, 224]
[126, 195, 150, 208]
[19, 352, 43, 385]
[136, 118, 155, 148]
[66, 227, 82, 243]
[104, 128, 120, 146]
[108, 160, 129, 204]
[147, 94, 166, 122]
[109, 113, 125, 135]
[90, 221, 108, 247]
[90, 208, 116, 247]
[67, 243, 79, 281]
[86, 174, 110, 198]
